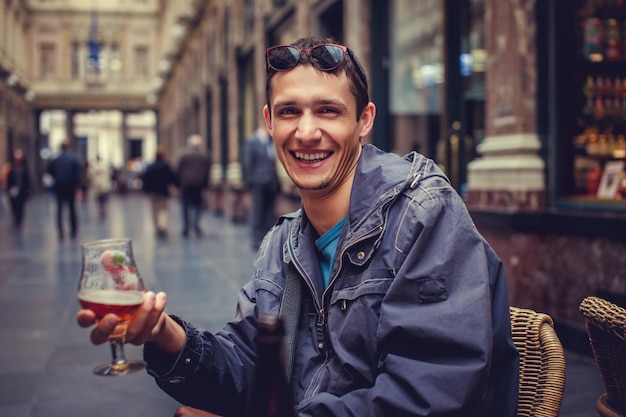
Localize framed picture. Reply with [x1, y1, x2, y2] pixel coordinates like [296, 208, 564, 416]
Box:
[597, 160, 625, 199]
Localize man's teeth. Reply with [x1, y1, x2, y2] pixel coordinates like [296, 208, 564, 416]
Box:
[294, 152, 329, 161]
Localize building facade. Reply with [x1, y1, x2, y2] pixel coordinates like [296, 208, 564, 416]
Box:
[1, 0, 204, 186]
[1, 0, 625, 351]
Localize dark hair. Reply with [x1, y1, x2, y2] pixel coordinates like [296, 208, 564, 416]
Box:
[265, 37, 370, 121]
[155, 145, 166, 159]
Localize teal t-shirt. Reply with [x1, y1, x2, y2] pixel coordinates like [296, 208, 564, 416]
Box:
[315, 216, 346, 288]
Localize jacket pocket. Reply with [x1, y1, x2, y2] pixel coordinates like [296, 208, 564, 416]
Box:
[330, 267, 394, 307]
[416, 276, 447, 303]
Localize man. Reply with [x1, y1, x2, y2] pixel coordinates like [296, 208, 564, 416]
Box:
[243, 125, 280, 249]
[48, 139, 81, 240]
[78, 37, 519, 417]
[177, 134, 210, 237]
[141, 146, 179, 238]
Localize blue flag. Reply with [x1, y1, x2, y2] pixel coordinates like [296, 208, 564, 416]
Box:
[88, 10, 99, 73]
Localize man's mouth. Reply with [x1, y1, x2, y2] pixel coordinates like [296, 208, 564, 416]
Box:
[293, 151, 331, 162]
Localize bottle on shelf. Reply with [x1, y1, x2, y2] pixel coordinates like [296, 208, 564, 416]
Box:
[586, 162, 603, 195]
[605, 17, 622, 60]
[245, 314, 296, 417]
[583, 75, 596, 97]
[583, 1, 604, 61]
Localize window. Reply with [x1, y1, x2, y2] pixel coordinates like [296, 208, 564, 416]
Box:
[40, 42, 56, 77]
[134, 45, 149, 77]
[71, 41, 80, 79]
[557, 0, 626, 210]
[110, 42, 122, 77]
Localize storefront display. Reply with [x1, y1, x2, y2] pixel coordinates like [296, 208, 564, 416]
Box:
[568, 0, 626, 208]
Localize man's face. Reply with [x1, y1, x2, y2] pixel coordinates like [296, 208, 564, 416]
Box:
[264, 65, 374, 197]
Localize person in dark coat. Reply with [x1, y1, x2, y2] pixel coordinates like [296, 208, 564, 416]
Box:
[6, 149, 31, 231]
[243, 126, 280, 249]
[47, 139, 81, 241]
[141, 146, 179, 238]
[176, 134, 210, 238]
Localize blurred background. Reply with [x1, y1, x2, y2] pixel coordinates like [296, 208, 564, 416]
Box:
[0, 0, 624, 368]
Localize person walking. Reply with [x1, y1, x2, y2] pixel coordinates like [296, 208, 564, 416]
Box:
[141, 146, 178, 239]
[176, 134, 210, 238]
[243, 125, 280, 249]
[47, 139, 81, 241]
[6, 149, 31, 231]
[78, 37, 518, 417]
[87, 155, 112, 220]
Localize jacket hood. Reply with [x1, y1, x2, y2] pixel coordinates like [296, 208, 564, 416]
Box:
[348, 144, 449, 225]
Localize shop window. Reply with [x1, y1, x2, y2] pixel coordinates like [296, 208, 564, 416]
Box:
[389, 0, 443, 157]
[560, 0, 626, 210]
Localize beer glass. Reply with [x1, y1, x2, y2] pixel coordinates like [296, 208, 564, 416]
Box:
[77, 238, 147, 376]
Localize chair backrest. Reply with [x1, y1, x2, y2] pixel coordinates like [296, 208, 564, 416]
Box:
[509, 306, 566, 417]
[579, 296, 626, 416]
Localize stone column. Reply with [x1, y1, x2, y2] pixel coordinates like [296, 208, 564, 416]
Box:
[66, 109, 75, 144]
[120, 110, 128, 163]
[467, 0, 545, 210]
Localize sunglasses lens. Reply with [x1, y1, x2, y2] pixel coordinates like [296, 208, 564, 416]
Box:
[310, 45, 344, 70]
[267, 46, 300, 70]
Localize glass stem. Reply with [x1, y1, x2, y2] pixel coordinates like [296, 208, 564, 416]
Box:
[109, 339, 128, 366]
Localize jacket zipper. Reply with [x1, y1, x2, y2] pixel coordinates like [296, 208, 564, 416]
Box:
[288, 220, 385, 398]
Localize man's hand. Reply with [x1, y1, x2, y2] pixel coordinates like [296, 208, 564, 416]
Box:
[77, 291, 185, 354]
[174, 406, 222, 417]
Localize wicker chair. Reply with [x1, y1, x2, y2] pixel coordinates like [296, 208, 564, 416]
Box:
[579, 296, 626, 417]
[509, 306, 566, 417]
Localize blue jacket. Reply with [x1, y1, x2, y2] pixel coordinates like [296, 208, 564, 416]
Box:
[47, 151, 81, 191]
[243, 130, 279, 188]
[145, 144, 519, 417]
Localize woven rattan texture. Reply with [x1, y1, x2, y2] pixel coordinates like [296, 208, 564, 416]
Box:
[580, 296, 626, 417]
[510, 306, 566, 417]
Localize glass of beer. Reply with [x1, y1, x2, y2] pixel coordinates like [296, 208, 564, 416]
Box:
[77, 238, 147, 376]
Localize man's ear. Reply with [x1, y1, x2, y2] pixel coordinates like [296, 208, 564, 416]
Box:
[359, 102, 376, 138]
[263, 105, 272, 136]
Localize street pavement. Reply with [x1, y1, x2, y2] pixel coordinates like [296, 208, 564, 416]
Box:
[0, 192, 605, 417]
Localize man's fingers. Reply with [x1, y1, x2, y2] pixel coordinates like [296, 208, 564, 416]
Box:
[126, 291, 167, 345]
[77, 309, 96, 328]
[77, 309, 117, 345]
[89, 314, 118, 345]
[174, 406, 221, 417]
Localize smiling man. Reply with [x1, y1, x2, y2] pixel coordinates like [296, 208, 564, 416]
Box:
[78, 37, 519, 417]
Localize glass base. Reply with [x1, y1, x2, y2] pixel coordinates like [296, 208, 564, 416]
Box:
[92, 360, 147, 376]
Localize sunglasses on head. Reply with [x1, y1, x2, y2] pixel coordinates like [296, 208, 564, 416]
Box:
[265, 43, 367, 87]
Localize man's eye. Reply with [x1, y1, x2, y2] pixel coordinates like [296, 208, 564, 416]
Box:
[320, 107, 339, 114]
[277, 107, 298, 115]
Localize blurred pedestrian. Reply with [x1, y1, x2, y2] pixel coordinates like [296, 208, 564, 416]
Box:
[243, 125, 280, 249]
[6, 149, 31, 231]
[0, 159, 11, 213]
[176, 134, 210, 238]
[79, 160, 89, 204]
[141, 146, 178, 239]
[47, 139, 81, 241]
[87, 155, 112, 219]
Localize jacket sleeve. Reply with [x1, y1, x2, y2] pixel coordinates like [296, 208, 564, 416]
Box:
[299, 187, 517, 417]
[143, 281, 261, 417]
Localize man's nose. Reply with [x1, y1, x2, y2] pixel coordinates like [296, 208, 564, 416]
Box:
[295, 113, 321, 142]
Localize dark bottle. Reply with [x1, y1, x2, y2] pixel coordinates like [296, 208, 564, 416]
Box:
[246, 314, 297, 417]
